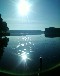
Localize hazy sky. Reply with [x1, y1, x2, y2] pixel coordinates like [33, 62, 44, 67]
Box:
[0, 0, 60, 30]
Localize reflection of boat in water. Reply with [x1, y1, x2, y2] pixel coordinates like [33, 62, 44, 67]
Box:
[44, 27, 60, 38]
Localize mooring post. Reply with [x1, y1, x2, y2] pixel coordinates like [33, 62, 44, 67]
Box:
[40, 57, 42, 71]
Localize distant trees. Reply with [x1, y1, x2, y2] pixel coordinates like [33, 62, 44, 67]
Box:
[0, 14, 10, 36]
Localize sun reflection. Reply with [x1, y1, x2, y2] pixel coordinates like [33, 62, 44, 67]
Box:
[21, 52, 27, 62]
[33, 43, 34, 45]
[26, 43, 27, 45]
[24, 49, 26, 50]
[17, 50, 31, 62]
[21, 44, 24, 46]
[27, 37, 29, 40]
[22, 51, 24, 52]
[16, 44, 20, 48]
[22, 37, 24, 40]
[29, 42, 31, 44]
[22, 36, 32, 41]
[15, 36, 35, 63]
[18, 53, 20, 54]
[30, 51, 34, 52]
[27, 53, 29, 54]
[19, 50, 21, 51]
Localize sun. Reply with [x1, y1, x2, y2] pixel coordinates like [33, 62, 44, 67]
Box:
[17, 0, 31, 16]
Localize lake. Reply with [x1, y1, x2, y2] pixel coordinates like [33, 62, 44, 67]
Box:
[0, 34, 60, 74]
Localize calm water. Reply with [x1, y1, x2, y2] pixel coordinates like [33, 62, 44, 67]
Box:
[0, 34, 60, 74]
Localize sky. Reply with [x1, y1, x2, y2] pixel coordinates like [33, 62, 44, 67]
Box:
[0, 0, 60, 31]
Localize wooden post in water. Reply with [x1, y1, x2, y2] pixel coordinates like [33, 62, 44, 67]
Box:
[40, 57, 42, 71]
[38, 57, 42, 76]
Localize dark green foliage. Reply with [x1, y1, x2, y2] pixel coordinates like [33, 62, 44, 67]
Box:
[0, 14, 10, 36]
[0, 37, 9, 59]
